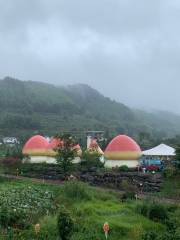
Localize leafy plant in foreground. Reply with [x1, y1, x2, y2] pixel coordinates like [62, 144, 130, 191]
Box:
[57, 206, 74, 240]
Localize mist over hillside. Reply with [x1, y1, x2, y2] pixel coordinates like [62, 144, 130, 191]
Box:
[0, 77, 180, 147]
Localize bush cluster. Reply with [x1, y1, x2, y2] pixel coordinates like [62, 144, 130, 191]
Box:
[163, 167, 176, 178]
[57, 206, 74, 240]
[118, 165, 129, 172]
[62, 181, 91, 202]
[80, 151, 104, 172]
[137, 202, 168, 222]
[142, 221, 180, 240]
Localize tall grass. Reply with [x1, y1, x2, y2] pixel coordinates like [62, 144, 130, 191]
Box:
[62, 181, 91, 201]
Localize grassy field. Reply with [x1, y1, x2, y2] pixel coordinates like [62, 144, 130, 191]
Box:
[0, 178, 178, 240]
[155, 175, 180, 199]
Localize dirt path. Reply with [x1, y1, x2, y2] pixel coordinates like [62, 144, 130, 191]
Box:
[0, 173, 64, 185]
[0, 173, 179, 205]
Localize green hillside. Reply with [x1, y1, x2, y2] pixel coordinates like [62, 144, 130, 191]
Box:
[0, 77, 180, 146]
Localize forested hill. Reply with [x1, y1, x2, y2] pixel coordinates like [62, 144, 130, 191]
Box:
[0, 77, 180, 146]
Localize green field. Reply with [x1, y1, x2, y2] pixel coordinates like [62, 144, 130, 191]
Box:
[0, 177, 178, 240]
[154, 176, 180, 199]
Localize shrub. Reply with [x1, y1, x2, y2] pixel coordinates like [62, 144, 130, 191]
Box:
[137, 202, 168, 223]
[142, 231, 159, 240]
[57, 206, 74, 240]
[165, 219, 178, 235]
[119, 165, 129, 172]
[148, 204, 168, 222]
[121, 179, 137, 192]
[122, 192, 135, 201]
[121, 179, 137, 201]
[136, 203, 149, 217]
[163, 167, 176, 178]
[142, 230, 180, 240]
[128, 224, 144, 240]
[80, 151, 104, 171]
[2, 157, 22, 174]
[62, 181, 91, 201]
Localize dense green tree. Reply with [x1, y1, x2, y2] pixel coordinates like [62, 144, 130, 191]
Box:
[55, 134, 77, 176]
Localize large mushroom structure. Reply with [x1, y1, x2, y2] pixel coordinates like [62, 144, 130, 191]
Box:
[23, 135, 82, 164]
[22, 135, 56, 163]
[104, 135, 142, 168]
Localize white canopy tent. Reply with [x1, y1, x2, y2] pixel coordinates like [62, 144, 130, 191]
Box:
[143, 143, 175, 156]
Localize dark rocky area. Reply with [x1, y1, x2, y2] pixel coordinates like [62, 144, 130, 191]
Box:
[79, 172, 163, 192]
[4, 162, 163, 192]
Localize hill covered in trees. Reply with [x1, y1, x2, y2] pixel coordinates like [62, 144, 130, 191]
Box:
[0, 77, 180, 148]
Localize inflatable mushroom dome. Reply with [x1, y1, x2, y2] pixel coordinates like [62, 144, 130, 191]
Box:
[23, 135, 82, 164]
[22, 135, 56, 163]
[23, 135, 49, 156]
[104, 135, 142, 168]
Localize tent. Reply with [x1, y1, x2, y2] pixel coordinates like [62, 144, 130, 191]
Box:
[143, 143, 175, 156]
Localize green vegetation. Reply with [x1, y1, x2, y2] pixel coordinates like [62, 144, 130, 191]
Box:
[136, 202, 169, 222]
[1, 77, 180, 148]
[55, 135, 77, 176]
[118, 165, 130, 172]
[57, 206, 74, 240]
[0, 178, 178, 239]
[175, 145, 180, 169]
[80, 151, 104, 171]
[155, 175, 180, 199]
[0, 185, 56, 229]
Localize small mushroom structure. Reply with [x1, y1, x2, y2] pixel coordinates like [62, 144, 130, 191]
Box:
[88, 139, 104, 155]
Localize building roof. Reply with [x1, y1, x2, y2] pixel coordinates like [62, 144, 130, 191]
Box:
[143, 143, 175, 156]
[104, 135, 142, 160]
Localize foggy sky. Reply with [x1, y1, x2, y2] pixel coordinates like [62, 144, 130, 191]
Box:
[0, 0, 180, 112]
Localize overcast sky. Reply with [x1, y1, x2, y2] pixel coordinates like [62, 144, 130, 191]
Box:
[0, 0, 180, 113]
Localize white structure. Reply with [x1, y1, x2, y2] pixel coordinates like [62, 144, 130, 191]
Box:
[143, 143, 175, 157]
[24, 156, 56, 164]
[104, 160, 139, 168]
[87, 135, 92, 149]
[3, 137, 19, 145]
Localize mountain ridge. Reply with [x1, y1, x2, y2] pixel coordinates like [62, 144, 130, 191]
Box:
[0, 77, 180, 147]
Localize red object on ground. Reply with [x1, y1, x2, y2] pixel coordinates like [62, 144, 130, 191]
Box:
[146, 165, 159, 172]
